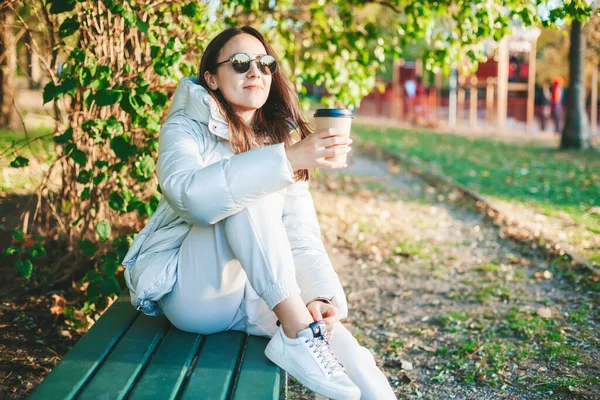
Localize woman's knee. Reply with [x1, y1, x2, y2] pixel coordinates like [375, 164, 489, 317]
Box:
[224, 191, 285, 228]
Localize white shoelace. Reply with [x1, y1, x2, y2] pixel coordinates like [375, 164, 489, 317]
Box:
[305, 336, 345, 375]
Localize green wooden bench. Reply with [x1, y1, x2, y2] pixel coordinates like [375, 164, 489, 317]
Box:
[30, 296, 286, 400]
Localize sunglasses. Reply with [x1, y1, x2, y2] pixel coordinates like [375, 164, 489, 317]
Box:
[216, 53, 278, 75]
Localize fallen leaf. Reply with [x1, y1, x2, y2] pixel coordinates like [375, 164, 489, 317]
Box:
[401, 360, 413, 371]
[417, 344, 435, 352]
[534, 270, 553, 280]
[58, 330, 72, 339]
[587, 206, 600, 215]
[388, 165, 401, 174]
[49, 294, 66, 318]
[537, 307, 552, 319]
[325, 181, 339, 191]
[356, 190, 373, 199]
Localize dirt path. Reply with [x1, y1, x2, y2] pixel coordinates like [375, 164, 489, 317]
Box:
[288, 147, 599, 399]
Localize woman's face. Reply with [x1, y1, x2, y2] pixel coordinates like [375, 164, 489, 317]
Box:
[204, 34, 273, 122]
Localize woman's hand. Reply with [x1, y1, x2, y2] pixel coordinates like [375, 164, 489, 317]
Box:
[285, 128, 352, 171]
[307, 299, 340, 338]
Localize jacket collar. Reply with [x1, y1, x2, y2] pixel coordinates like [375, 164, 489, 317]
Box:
[167, 76, 230, 140]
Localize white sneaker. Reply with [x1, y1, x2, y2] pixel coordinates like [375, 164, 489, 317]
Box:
[265, 321, 361, 400]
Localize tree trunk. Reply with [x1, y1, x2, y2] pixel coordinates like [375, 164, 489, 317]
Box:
[561, 19, 592, 149]
[26, 32, 42, 90]
[0, 3, 18, 129]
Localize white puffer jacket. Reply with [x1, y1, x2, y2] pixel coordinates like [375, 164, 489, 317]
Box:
[122, 76, 348, 319]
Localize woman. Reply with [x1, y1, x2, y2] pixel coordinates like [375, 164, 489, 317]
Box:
[122, 26, 396, 400]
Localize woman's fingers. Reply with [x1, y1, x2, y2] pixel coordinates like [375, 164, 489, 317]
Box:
[310, 307, 323, 321]
[321, 136, 352, 147]
[326, 146, 351, 158]
[322, 311, 340, 337]
[315, 145, 351, 159]
[318, 128, 347, 138]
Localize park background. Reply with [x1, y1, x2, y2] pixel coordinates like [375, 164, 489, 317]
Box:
[0, 0, 599, 399]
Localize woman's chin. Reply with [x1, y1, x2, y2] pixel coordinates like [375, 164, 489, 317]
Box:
[234, 99, 267, 112]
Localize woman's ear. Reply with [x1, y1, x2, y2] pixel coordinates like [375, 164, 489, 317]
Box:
[204, 71, 218, 90]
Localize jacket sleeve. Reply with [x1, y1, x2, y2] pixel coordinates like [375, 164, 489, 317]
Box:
[157, 116, 296, 226]
[282, 180, 349, 319]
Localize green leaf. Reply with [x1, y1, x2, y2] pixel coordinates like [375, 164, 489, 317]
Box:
[99, 252, 119, 276]
[90, 77, 110, 91]
[100, 276, 121, 296]
[15, 259, 33, 279]
[81, 187, 91, 200]
[87, 281, 101, 300]
[12, 229, 24, 241]
[112, 235, 133, 261]
[60, 77, 78, 97]
[133, 155, 155, 181]
[152, 91, 168, 107]
[81, 269, 101, 284]
[54, 128, 73, 144]
[122, 9, 136, 26]
[78, 239, 97, 256]
[43, 82, 56, 104]
[93, 172, 107, 186]
[136, 18, 149, 33]
[105, 118, 124, 136]
[28, 243, 47, 259]
[182, 2, 200, 18]
[101, 276, 121, 294]
[58, 16, 80, 37]
[96, 220, 112, 242]
[10, 156, 29, 168]
[110, 134, 137, 160]
[49, 0, 76, 14]
[70, 148, 87, 166]
[95, 89, 123, 107]
[76, 169, 93, 184]
[108, 191, 126, 212]
[4, 246, 21, 256]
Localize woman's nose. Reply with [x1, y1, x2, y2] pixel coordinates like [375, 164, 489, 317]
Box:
[246, 60, 262, 78]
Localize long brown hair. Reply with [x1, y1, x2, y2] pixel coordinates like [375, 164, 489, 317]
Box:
[198, 26, 311, 181]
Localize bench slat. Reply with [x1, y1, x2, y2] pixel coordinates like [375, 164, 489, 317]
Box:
[31, 296, 284, 399]
[231, 335, 282, 400]
[28, 298, 139, 400]
[77, 313, 170, 400]
[128, 328, 204, 400]
[180, 331, 247, 400]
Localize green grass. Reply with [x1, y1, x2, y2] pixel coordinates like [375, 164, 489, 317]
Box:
[428, 306, 589, 388]
[0, 126, 55, 156]
[353, 124, 600, 261]
[0, 126, 55, 192]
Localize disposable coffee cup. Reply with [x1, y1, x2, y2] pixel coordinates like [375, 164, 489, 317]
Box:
[313, 108, 353, 166]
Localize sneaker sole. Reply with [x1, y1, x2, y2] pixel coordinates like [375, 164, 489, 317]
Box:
[264, 342, 360, 400]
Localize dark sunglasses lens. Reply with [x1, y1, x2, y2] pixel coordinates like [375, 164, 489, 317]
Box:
[230, 53, 251, 73]
[259, 55, 277, 74]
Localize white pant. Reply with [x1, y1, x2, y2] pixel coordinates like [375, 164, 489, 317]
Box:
[158, 192, 396, 400]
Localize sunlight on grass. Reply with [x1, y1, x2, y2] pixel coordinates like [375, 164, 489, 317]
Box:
[0, 126, 56, 193]
[353, 124, 600, 262]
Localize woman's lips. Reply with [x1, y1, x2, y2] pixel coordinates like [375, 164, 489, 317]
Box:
[244, 85, 262, 91]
